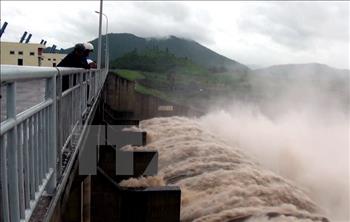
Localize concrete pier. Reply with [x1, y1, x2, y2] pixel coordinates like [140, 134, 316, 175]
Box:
[98, 145, 158, 182]
[80, 124, 180, 222]
[81, 142, 179, 222]
[116, 186, 181, 222]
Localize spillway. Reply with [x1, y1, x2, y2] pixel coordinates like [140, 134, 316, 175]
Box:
[121, 116, 329, 222]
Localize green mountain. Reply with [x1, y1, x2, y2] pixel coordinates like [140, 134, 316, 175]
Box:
[61, 33, 250, 74]
[110, 47, 208, 75]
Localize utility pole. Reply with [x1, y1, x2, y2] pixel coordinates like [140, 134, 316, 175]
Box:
[97, 0, 103, 69]
[95, 11, 109, 70]
[105, 16, 109, 70]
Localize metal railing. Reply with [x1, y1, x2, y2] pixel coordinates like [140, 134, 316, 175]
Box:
[0, 65, 108, 222]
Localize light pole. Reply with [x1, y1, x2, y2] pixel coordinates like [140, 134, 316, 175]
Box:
[95, 11, 109, 70]
[97, 0, 103, 70]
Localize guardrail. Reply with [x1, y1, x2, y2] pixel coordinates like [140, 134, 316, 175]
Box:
[0, 65, 108, 222]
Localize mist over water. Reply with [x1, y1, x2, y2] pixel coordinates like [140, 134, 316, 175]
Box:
[123, 66, 349, 221]
[198, 67, 349, 221]
[200, 104, 349, 221]
[136, 117, 327, 221]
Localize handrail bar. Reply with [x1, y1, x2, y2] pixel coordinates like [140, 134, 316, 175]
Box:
[1, 65, 58, 82]
[0, 65, 94, 82]
[55, 67, 88, 76]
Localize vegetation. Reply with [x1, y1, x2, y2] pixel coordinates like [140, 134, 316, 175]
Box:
[114, 69, 145, 81]
[134, 83, 171, 101]
[63, 33, 252, 109]
[111, 47, 252, 109]
[111, 47, 208, 75]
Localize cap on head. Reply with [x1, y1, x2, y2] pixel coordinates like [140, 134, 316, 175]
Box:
[83, 42, 94, 52]
[74, 43, 85, 52]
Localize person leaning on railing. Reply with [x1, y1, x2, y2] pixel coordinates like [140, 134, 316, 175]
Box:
[83, 42, 97, 69]
[81, 43, 97, 102]
[58, 43, 90, 69]
[58, 43, 92, 91]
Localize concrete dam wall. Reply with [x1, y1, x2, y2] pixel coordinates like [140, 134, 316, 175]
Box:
[102, 73, 202, 120]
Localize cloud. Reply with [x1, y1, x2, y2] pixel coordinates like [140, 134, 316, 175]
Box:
[1, 1, 349, 69]
[103, 2, 214, 44]
[1, 1, 100, 48]
[237, 2, 349, 51]
[132, 2, 190, 22]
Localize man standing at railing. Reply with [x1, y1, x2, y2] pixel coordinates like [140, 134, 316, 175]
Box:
[58, 43, 90, 69]
[58, 43, 91, 91]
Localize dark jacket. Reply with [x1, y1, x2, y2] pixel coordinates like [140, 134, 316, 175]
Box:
[58, 51, 90, 91]
[57, 51, 90, 69]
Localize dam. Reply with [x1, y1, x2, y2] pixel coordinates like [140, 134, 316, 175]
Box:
[0, 65, 332, 222]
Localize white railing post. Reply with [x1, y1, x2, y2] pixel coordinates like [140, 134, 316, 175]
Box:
[57, 73, 62, 181]
[7, 82, 20, 221]
[0, 132, 10, 222]
[88, 71, 92, 104]
[46, 76, 57, 194]
[80, 72, 84, 120]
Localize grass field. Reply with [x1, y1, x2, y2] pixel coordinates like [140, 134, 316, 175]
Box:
[112, 68, 251, 108]
[114, 69, 145, 81]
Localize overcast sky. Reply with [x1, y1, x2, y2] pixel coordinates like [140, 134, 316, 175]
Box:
[1, 1, 349, 69]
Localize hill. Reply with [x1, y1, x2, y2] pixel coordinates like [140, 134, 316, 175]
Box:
[58, 33, 250, 74]
[110, 47, 208, 75]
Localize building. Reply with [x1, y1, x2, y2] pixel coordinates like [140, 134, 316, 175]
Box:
[0, 41, 66, 67]
[41, 53, 66, 67]
[1, 41, 44, 66]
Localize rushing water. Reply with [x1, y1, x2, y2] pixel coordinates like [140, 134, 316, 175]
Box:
[0, 79, 45, 121]
[121, 116, 334, 222]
